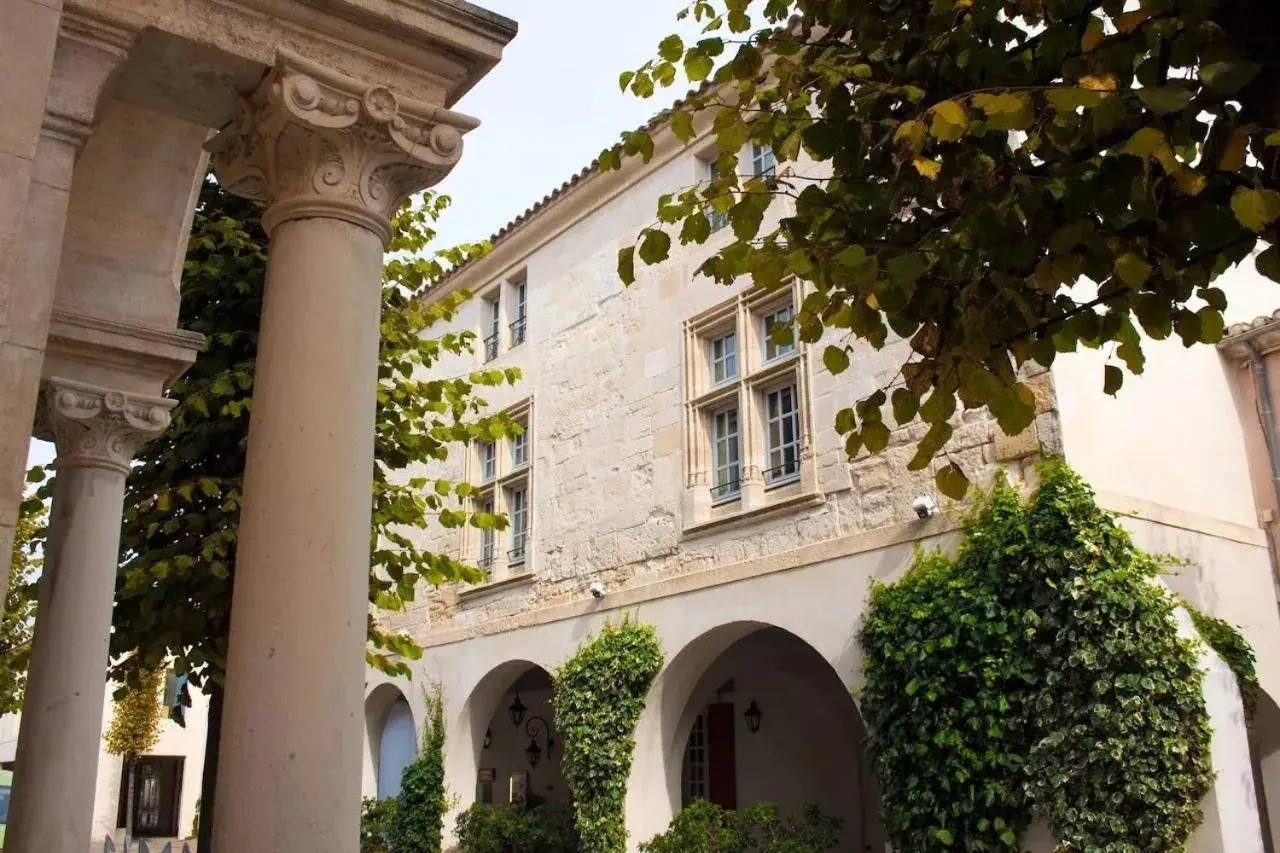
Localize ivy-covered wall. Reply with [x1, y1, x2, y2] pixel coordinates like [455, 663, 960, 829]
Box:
[860, 463, 1216, 852]
[553, 618, 663, 853]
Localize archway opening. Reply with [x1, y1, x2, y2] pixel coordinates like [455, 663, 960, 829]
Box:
[663, 624, 883, 852]
[365, 684, 416, 800]
[1252, 689, 1280, 853]
[470, 664, 567, 809]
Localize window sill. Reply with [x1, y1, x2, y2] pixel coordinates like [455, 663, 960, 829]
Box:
[457, 571, 536, 605]
[683, 490, 824, 539]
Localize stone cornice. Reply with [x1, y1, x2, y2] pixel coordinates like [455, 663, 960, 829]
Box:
[208, 50, 479, 244]
[42, 378, 175, 475]
[42, 9, 139, 149]
[1219, 309, 1280, 359]
[43, 308, 204, 394]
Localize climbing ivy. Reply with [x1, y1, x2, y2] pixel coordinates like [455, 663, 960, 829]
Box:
[1188, 606, 1259, 723]
[391, 684, 448, 853]
[860, 462, 1213, 852]
[553, 618, 663, 853]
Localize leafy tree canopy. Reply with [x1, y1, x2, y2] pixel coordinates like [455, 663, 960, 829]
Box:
[25, 177, 519, 702]
[0, 495, 44, 715]
[613, 0, 1280, 496]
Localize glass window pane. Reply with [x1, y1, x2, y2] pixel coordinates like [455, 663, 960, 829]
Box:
[764, 385, 800, 484]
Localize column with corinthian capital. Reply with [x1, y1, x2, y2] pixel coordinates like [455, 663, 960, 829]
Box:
[205, 52, 475, 853]
[6, 379, 173, 853]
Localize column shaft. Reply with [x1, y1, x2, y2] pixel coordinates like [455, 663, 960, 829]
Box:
[213, 217, 383, 852]
[7, 464, 125, 853]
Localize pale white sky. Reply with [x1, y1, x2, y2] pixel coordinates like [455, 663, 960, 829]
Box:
[27, 2, 698, 471]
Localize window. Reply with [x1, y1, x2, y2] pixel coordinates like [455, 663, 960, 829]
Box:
[711, 407, 741, 503]
[117, 756, 184, 838]
[683, 713, 708, 805]
[764, 385, 800, 485]
[508, 485, 527, 566]
[467, 399, 534, 578]
[683, 286, 810, 523]
[762, 305, 795, 361]
[701, 158, 730, 232]
[484, 297, 500, 362]
[511, 426, 528, 469]
[479, 496, 495, 569]
[709, 332, 738, 385]
[510, 279, 527, 347]
[750, 142, 776, 179]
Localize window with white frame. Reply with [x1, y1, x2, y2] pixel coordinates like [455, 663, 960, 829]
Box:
[467, 399, 534, 578]
[750, 142, 776, 179]
[710, 407, 741, 503]
[764, 384, 800, 485]
[709, 332, 738, 385]
[700, 156, 730, 232]
[483, 296, 501, 362]
[762, 305, 795, 362]
[683, 713, 708, 805]
[507, 484, 527, 566]
[682, 285, 810, 520]
[510, 278, 527, 347]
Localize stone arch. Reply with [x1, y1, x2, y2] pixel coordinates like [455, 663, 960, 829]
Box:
[364, 682, 417, 799]
[628, 620, 883, 852]
[460, 659, 567, 807]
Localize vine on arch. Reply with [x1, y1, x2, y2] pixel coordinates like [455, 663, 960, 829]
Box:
[860, 462, 1213, 852]
[553, 617, 663, 853]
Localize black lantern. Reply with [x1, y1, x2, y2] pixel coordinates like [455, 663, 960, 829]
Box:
[524, 715, 554, 769]
[508, 693, 527, 727]
[483, 727, 492, 749]
[526, 737, 542, 768]
[744, 699, 762, 734]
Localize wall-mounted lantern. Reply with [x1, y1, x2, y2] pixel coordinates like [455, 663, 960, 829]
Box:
[525, 715, 554, 769]
[483, 727, 493, 749]
[508, 693, 527, 727]
[744, 699, 762, 734]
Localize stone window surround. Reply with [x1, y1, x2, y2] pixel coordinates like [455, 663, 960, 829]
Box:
[478, 269, 529, 363]
[465, 397, 534, 584]
[681, 281, 817, 533]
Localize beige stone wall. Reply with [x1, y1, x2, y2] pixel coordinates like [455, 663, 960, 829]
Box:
[390, 145, 1041, 642]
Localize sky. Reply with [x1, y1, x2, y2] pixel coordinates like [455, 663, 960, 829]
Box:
[26, 1, 698, 471]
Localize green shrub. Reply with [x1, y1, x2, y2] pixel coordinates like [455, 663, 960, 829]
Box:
[554, 618, 663, 853]
[455, 801, 581, 853]
[361, 796, 398, 853]
[391, 685, 448, 853]
[639, 801, 841, 853]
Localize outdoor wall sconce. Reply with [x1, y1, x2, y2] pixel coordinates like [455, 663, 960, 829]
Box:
[525, 715, 554, 769]
[509, 693, 527, 727]
[484, 727, 492, 749]
[744, 699, 762, 734]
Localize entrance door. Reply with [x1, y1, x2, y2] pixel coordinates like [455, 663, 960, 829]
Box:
[706, 702, 737, 809]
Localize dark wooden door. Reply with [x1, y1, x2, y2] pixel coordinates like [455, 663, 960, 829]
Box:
[706, 702, 737, 809]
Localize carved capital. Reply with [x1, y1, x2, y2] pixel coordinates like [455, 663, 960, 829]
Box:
[207, 50, 479, 245]
[43, 379, 175, 475]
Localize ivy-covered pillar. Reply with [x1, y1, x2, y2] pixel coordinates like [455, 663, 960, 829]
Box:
[205, 52, 474, 853]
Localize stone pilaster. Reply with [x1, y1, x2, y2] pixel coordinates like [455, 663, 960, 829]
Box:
[207, 51, 478, 853]
[7, 379, 172, 853]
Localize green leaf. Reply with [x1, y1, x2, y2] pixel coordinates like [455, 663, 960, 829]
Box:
[658, 35, 684, 62]
[934, 828, 954, 845]
[1104, 364, 1123, 396]
[1113, 253, 1153, 287]
[671, 110, 696, 142]
[685, 51, 715, 82]
[892, 388, 919, 425]
[1137, 85, 1195, 114]
[1201, 61, 1262, 95]
[638, 229, 672, 265]
[936, 463, 969, 500]
[1257, 246, 1280, 283]
[823, 345, 850, 374]
[618, 245, 636, 285]
[1231, 187, 1280, 232]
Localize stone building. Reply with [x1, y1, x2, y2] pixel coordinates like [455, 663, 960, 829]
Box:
[363, 110, 1280, 852]
[0, 2, 514, 852]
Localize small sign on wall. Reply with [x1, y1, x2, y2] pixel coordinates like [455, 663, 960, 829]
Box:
[477, 768, 495, 804]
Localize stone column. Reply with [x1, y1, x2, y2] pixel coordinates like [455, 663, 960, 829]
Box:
[207, 51, 474, 853]
[6, 379, 172, 853]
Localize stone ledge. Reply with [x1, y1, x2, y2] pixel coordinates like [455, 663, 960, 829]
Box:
[457, 571, 536, 605]
[682, 491, 826, 539]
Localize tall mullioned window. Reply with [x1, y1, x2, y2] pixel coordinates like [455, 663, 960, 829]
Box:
[468, 399, 534, 579]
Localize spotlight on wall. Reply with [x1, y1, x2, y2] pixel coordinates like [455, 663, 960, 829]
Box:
[508, 693, 527, 727]
[589, 581, 606, 599]
[912, 493, 939, 519]
[743, 699, 763, 734]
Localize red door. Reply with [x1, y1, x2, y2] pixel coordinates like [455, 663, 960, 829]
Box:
[706, 702, 737, 809]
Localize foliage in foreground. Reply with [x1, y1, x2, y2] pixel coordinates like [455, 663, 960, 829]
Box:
[455, 801, 581, 853]
[0, 495, 43, 715]
[362, 796, 399, 853]
[613, 0, 1280, 498]
[639, 800, 842, 853]
[1187, 605, 1259, 722]
[103, 665, 165, 760]
[390, 685, 448, 853]
[859, 462, 1213, 852]
[28, 177, 521, 701]
[553, 619, 664, 853]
